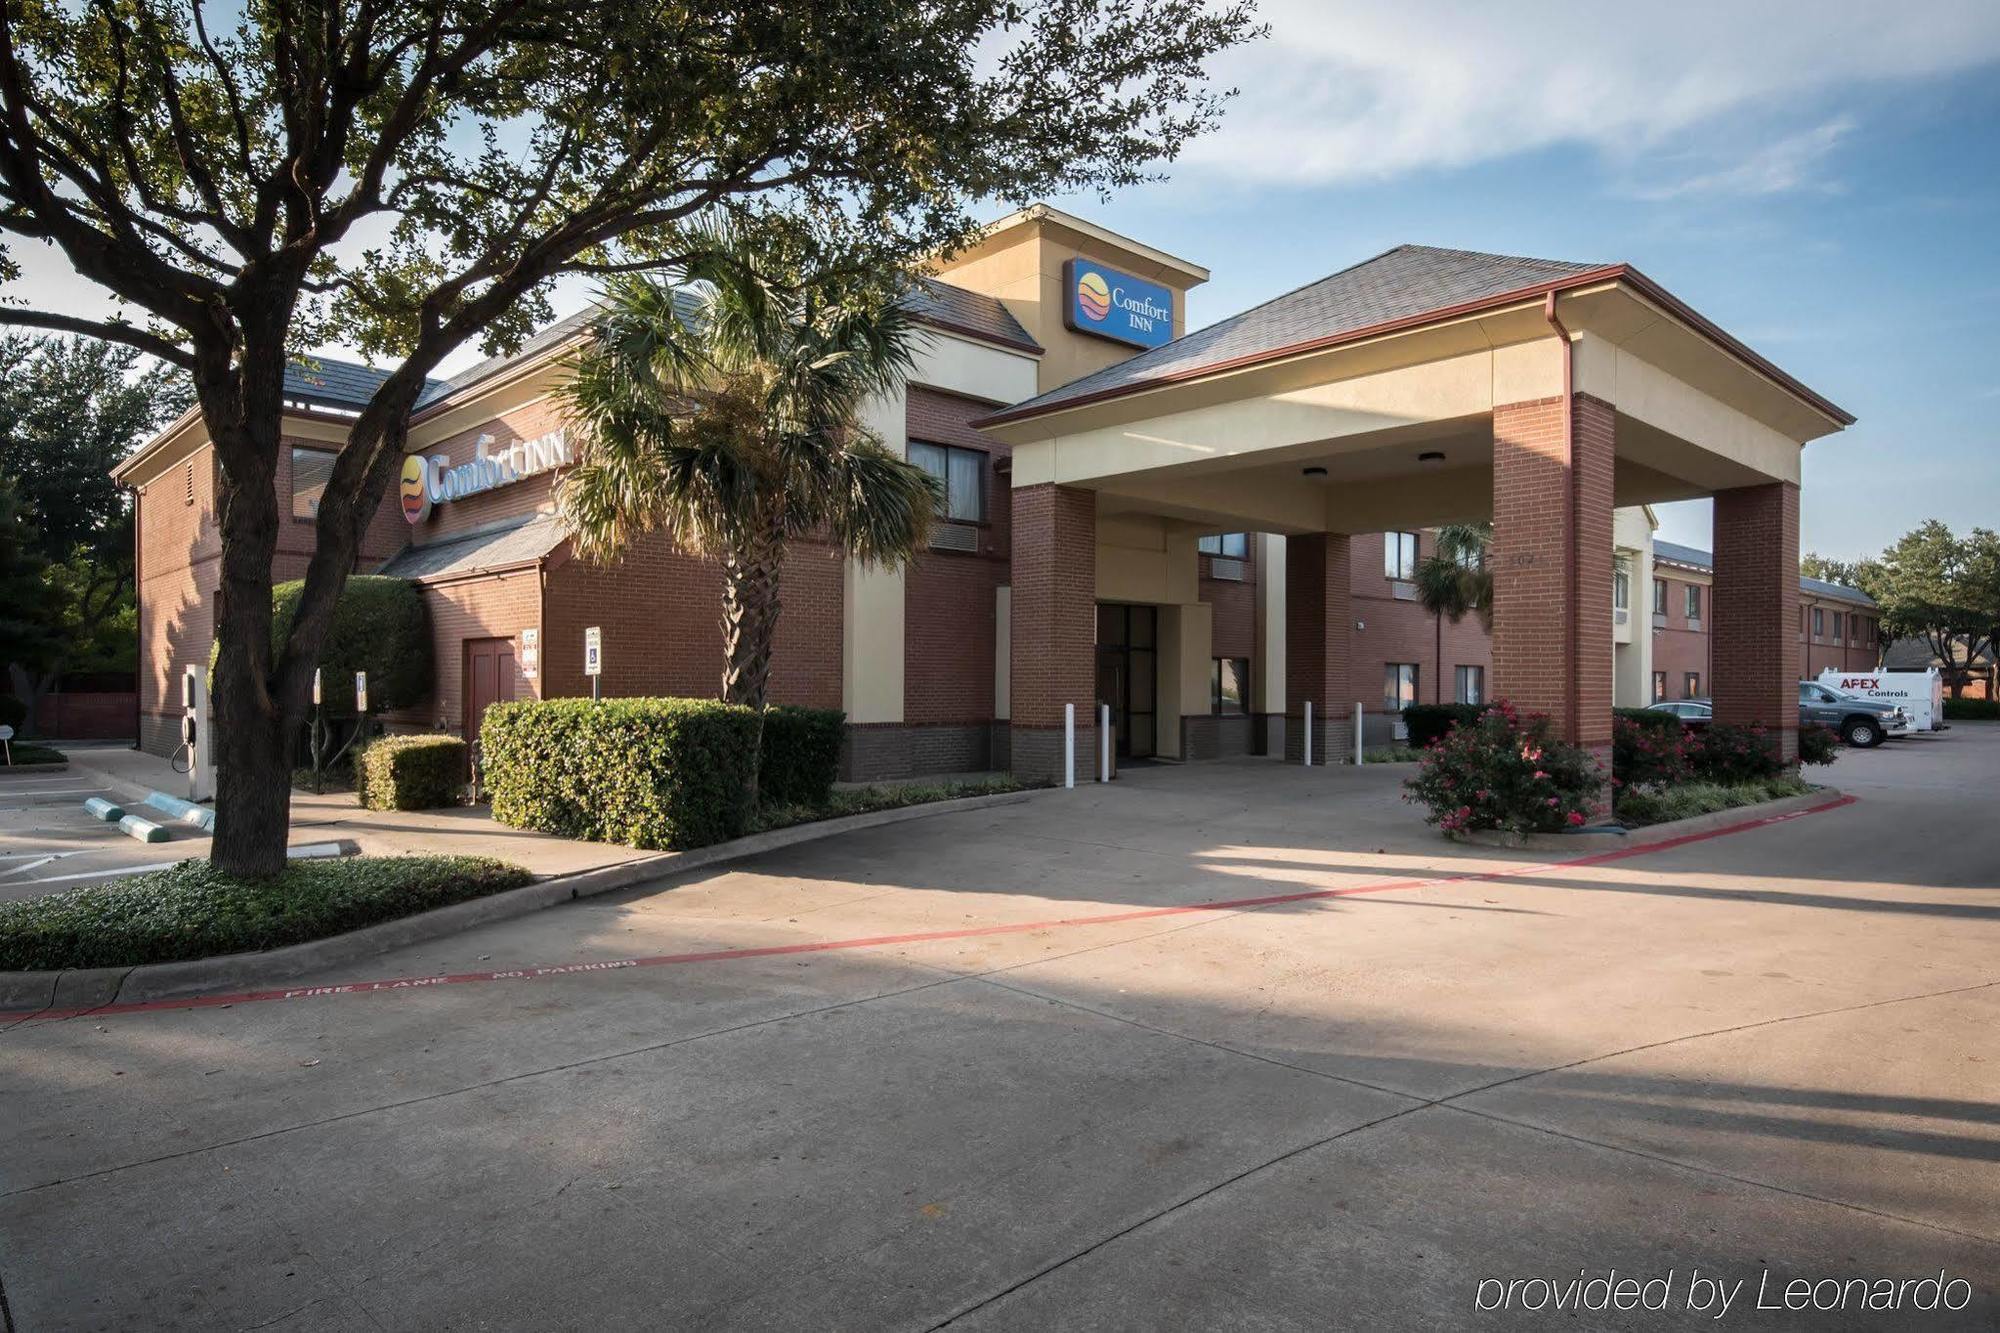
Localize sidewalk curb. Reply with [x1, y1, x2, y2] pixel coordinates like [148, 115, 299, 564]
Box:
[0, 788, 1039, 1014]
[0, 763, 71, 776]
[1457, 788, 1840, 852]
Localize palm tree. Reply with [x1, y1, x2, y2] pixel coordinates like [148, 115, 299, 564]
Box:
[1413, 522, 1493, 704]
[554, 242, 938, 803]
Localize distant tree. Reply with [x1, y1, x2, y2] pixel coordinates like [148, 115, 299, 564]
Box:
[0, 0, 1261, 874]
[1800, 552, 1878, 592]
[0, 477, 61, 681]
[1412, 523, 1492, 704]
[0, 336, 187, 726]
[1870, 521, 1996, 696]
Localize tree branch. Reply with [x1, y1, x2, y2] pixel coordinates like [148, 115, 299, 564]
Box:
[0, 306, 193, 366]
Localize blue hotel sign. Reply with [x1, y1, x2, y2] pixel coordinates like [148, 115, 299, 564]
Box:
[1063, 258, 1175, 350]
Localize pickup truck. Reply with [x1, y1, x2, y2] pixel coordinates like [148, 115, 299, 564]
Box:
[1798, 680, 1906, 748]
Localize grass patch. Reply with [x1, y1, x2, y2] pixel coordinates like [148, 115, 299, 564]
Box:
[1363, 745, 1424, 764]
[753, 775, 1029, 834]
[1615, 777, 1810, 829]
[292, 763, 357, 794]
[0, 855, 532, 972]
[2, 742, 66, 767]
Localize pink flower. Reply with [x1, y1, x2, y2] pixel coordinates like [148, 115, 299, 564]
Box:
[1566, 811, 1586, 826]
[1532, 770, 1548, 780]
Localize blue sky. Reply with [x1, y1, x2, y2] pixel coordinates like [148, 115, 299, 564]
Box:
[1032, 1, 2000, 560]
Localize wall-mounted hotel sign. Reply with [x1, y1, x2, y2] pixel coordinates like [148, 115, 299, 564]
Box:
[400, 427, 572, 523]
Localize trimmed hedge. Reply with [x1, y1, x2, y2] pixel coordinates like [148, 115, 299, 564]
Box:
[3, 741, 65, 766]
[482, 697, 760, 850]
[356, 734, 467, 810]
[1402, 703, 1481, 750]
[759, 706, 845, 807]
[1944, 697, 2000, 720]
[1797, 722, 1839, 766]
[214, 575, 432, 715]
[1614, 706, 1682, 736]
[0, 855, 531, 971]
[1687, 722, 1785, 784]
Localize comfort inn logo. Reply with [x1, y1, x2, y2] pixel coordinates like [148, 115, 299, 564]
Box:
[1075, 269, 1112, 323]
[399, 427, 573, 524]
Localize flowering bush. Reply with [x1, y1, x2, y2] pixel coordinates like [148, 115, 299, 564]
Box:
[1687, 722, 1785, 784]
[1612, 713, 1691, 789]
[1797, 722, 1839, 767]
[1404, 701, 1602, 836]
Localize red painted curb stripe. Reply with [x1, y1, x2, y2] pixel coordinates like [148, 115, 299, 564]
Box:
[6, 795, 1857, 1024]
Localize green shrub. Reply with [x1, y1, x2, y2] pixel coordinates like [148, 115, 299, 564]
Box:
[1615, 776, 1808, 828]
[1404, 701, 1603, 836]
[1612, 712, 1692, 789]
[0, 855, 531, 971]
[1943, 697, 2000, 720]
[0, 694, 24, 729]
[355, 734, 467, 810]
[1402, 703, 1482, 750]
[3, 741, 65, 765]
[213, 575, 432, 715]
[1797, 722, 1839, 767]
[482, 697, 760, 850]
[1687, 722, 1785, 783]
[758, 706, 846, 807]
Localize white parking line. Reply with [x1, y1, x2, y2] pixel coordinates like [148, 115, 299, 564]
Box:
[0, 785, 109, 799]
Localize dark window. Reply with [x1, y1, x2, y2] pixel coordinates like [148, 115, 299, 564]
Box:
[1812, 607, 1825, 638]
[1198, 532, 1248, 558]
[1832, 612, 1844, 643]
[1684, 672, 1701, 698]
[1210, 657, 1249, 714]
[907, 441, 985, 522]
[1653, 578, 1667, 613]
[1454, 665, 1484, 705]
[1384, 662, 1419, 712]
[1651, 670, 1667, 702]
[1385, 531, 1420, 581]
[1684, 584, 1702, 621]
[291, 447, 334, 520]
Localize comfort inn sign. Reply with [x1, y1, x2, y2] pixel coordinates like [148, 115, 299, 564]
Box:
[400, 427, 572, 523]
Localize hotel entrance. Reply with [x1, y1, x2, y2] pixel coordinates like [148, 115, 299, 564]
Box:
[1095, 604, 1157, 760]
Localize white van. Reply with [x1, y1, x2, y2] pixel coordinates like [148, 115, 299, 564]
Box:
[1816, 668, 1946, 732]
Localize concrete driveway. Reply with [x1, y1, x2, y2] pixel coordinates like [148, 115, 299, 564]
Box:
[3, 728, 1996, 1329]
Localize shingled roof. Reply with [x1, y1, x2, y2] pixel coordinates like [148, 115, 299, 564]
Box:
[983, 245, 1607, 422]
[902, 277, 1040, 352]
[283, 360, 450, 413]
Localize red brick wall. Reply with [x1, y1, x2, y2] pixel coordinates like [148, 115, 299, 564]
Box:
[1491, 394, 1614, 748]
[1348, 529, 1494, 716]
[393, 570, 542, 738]
[1799, 601, 1881, 678]
[402, 399, 567, 542]
[44, 691, 137, 740]
[1285, 532, 1353, 710]
[1009, 483, 1096, 737]
[1200, 542, 1257, 662]
[1711, 481, 1800, 757]
[906, 387, 1012, 727]
[540, 529, 844, 709]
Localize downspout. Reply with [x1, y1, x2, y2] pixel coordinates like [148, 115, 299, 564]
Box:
[1543, 291, 1578, 741]
[129, 482, 143, 750]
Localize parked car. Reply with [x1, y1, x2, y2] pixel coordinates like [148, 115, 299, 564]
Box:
[1647, 699, 1712, 731]
[1799, 680, 1906, 748]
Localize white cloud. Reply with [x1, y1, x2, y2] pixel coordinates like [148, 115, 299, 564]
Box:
[1179, 0, 2000, 189]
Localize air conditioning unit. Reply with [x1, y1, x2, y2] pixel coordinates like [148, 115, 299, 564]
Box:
[929, 522, 978, 553]
[1208, 557, 1245, 581]
[1614, 608, 1629, 626]
[1391, 580, 1417, 600]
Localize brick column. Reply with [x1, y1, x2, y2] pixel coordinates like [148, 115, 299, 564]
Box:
[1712, 481, 1800, 764]
[1284, 533, 1354, 762]
[1491, 394, 1615, 812]
[1009, 483, 1097, 782]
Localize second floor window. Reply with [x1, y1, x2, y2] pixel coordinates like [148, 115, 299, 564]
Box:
[1684, 584, 1702, 621]
[291, 447, 333, 520]
[1613, 568, 1630, 610]
[1812, 607, 1825, 638]
[1653, 577, 1667, 613]
[907, 441, 984, 522]
[1385, 531, 1419, 581]
[1198, 532, 1248, 558]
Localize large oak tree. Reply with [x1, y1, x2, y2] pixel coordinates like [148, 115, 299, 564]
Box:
[0, 0, 1259, 873]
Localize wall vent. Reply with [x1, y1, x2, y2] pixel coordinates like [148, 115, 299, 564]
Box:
[1391, 579, 1417, 601]
[929, 522, 979, 553]
[1208, 557, 1245, 582]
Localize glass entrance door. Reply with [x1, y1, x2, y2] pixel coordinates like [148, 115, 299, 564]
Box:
[1095, 604, 1157, 759]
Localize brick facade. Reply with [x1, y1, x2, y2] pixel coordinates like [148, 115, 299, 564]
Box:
[1350, 529, 1495, 743]
[1711, 481, 1801, 762]
[1284, 533, 1355, 761]
[1009, 483, 1097, 781]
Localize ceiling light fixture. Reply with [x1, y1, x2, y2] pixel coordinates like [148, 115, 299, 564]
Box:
[1418, 450, 1446, 470]
[1302, 465, 1328, 478]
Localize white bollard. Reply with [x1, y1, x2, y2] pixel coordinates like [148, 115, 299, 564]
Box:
[1064, 702, 1075, 789]
[1304, 700, 1313, 767]
[1099, 702, 1112, 782]
[1355, 702, 1365, 766]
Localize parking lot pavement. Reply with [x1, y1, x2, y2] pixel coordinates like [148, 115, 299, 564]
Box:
[0, 765, 213, 901]
[2, 726, 1996, 1328]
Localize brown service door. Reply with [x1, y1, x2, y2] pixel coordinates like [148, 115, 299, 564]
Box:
[462, 638, 517, 754]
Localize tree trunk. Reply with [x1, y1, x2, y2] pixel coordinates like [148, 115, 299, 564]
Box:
[718, 513, 788, 811]
[1434, 612, 1443, 704]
